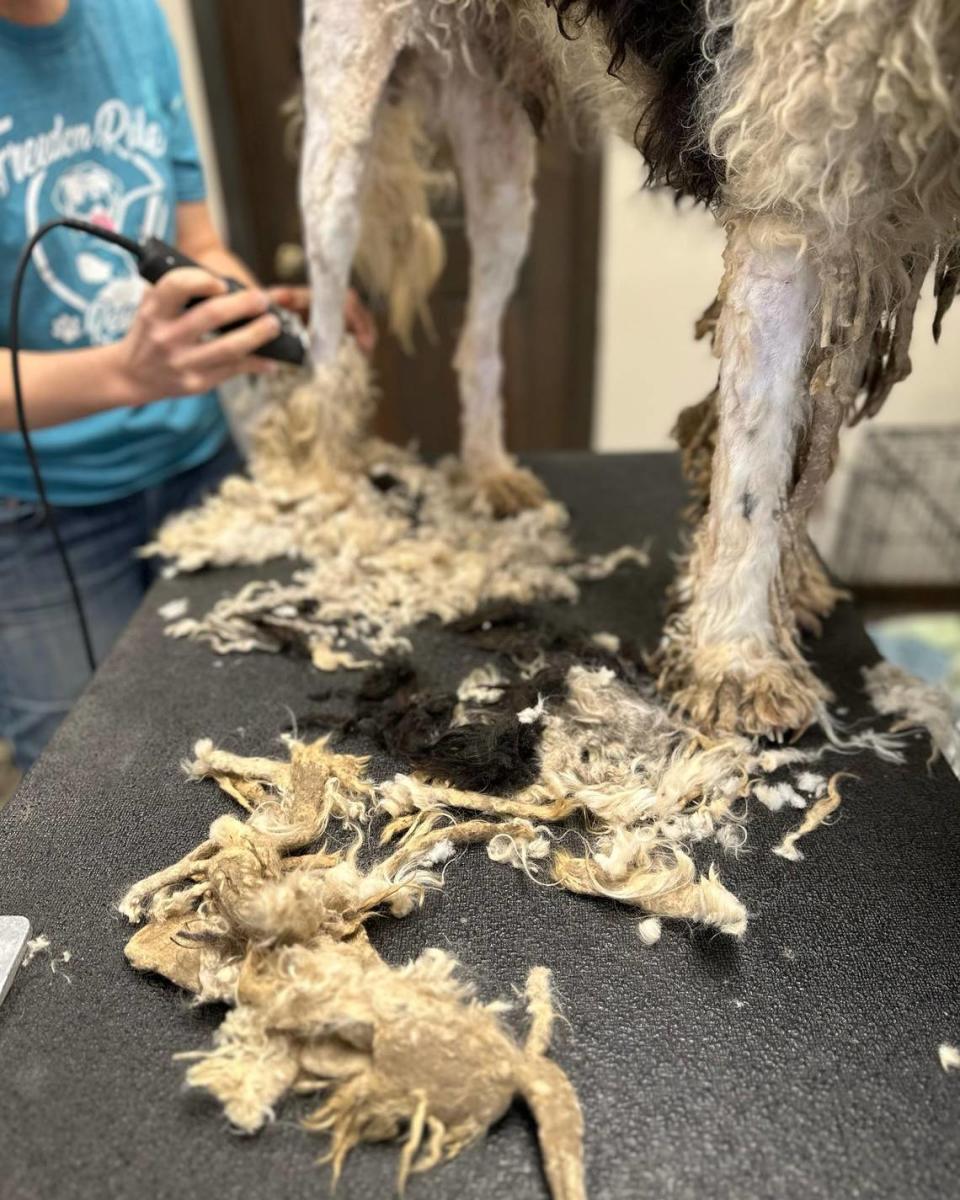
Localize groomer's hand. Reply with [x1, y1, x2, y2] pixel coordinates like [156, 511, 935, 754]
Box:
[114, 267, 281, 405]
[268, 284, 378, 356]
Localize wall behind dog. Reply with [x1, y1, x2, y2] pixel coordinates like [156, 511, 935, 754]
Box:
[594, 136, 960, 451]
[593, 138, 722, 451]
[158, 0, 226, 238]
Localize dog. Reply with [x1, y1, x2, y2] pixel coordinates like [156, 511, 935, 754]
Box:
[296, 0, 960, 739]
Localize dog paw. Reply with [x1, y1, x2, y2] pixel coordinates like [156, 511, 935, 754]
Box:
[470, 464, 549, 518]
[657, 635, 831, 740]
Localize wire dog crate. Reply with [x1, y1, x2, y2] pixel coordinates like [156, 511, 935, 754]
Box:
[830, 426, 960, 588]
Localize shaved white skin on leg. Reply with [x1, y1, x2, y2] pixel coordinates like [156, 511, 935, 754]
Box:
[697, 227, 815, 648]
[300, 0, 410, 364]
[442, 62, 545, 510]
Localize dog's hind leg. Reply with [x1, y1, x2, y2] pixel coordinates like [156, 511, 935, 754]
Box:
[657, 219, 831, 739]
[779, 389, 848, 635]
[672, 375, 844, 636]
[442, 62, 547, 517]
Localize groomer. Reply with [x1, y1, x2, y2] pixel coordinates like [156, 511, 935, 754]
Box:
[0, 0, 376, 771]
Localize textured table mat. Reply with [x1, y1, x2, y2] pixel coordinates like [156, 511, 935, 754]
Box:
[1, 452, 958, 1200]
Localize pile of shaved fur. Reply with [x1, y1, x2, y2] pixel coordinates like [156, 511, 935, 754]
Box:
[125, 356, 903, 1195]
[144, 346, 647, 670]
[120, 632, 844, 1196]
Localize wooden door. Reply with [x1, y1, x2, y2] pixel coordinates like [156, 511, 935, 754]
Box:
[190, 0, 601, 454]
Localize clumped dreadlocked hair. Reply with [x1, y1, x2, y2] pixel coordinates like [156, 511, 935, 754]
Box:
[703, 0, 960, 317]
[549, 0, 721, 203]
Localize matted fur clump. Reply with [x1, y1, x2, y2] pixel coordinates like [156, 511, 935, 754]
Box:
[864, 661, 960, 778]
[120, 734, 585, 1198]
[370, 643, 842, 936]
[144, 348, 648, 671]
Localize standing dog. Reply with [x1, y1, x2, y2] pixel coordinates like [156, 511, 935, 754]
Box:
[297, 0, 960, 739]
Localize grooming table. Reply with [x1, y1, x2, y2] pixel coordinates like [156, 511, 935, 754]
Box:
[1, 452, 958, 1200]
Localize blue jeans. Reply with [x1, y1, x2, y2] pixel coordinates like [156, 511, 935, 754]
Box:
[0, 440, 242, 770]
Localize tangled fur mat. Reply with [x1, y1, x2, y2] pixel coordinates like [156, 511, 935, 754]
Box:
[123, 355, 944, 1196]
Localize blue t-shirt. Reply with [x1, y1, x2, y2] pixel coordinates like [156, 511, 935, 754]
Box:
[0, 0, 228, 505]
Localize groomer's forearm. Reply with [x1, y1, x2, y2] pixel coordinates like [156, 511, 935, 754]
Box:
[192, 242, 259, 289]
[176, 201, 259, 289]
[0, 344, 137, 432]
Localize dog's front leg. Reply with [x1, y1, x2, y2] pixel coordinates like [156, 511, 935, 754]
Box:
[300, 0, 409, 364]
[294, 1, 410, 471]
[659, 219, 830, 739]
[442, 62, 547, 516]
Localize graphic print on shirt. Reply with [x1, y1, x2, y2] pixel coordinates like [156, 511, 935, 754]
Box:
[0, 99, 173, 346]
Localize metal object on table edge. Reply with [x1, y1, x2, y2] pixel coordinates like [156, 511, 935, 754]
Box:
[0, 916, 31, 1008]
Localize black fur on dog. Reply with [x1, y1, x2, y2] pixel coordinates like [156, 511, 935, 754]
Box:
[549, 0, 722, 204]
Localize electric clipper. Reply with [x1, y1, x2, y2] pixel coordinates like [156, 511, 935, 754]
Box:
[137, 236, 308, 366]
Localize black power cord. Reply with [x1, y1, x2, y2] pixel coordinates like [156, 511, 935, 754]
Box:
[9, 219, 306, 678]
[9, 217, 145, 675]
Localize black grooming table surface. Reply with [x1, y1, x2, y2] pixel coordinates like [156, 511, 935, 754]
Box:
[1, 452, 958, 1200]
